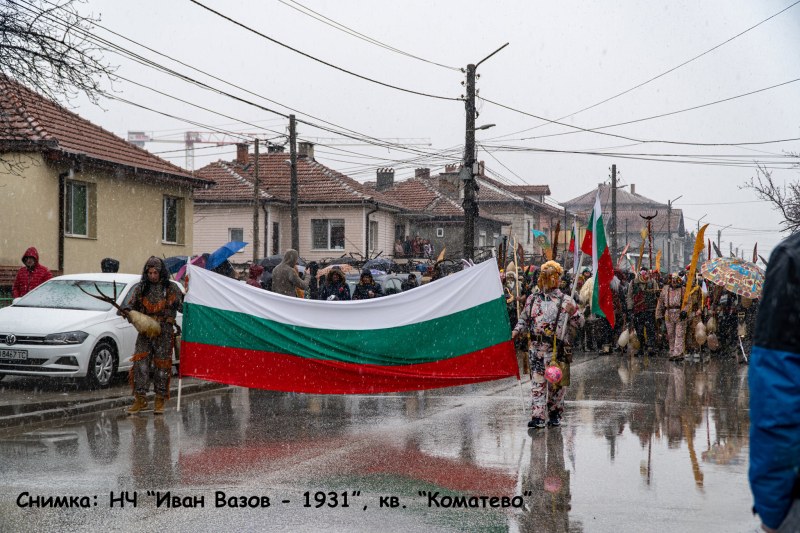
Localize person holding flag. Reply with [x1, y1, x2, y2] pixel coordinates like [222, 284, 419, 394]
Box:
[513, 261, 582, 429]
[578, 193, 616, 353]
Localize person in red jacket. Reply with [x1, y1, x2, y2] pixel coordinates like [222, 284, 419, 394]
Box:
[12, 247, 52, 298]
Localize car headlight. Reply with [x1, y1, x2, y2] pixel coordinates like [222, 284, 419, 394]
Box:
[44, 331, 90, 345]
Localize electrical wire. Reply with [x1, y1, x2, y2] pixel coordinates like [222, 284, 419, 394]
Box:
[479, 96, 800, 148]
[494, 77, 800, 143]
[188, 0, 461, 101]
[512, 0, 800, 134]
[277, 0, 460, 71]
[14, 0, 453, 159]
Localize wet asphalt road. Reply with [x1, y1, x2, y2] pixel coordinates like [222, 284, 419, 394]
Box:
[0, 353, 758, 532]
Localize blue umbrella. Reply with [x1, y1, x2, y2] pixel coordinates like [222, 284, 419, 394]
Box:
[206, 241, 248, 270]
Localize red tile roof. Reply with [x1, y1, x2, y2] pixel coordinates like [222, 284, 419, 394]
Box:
[0, 76, 208, 186]
[380, 178, 463, 216]
[195, 152, 404, 209]
[505, 184, 551, 196]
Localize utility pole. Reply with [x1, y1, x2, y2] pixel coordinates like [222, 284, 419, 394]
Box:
[610, 164, 617, 264]
[289, 115, 299, 252]
[252, 139, 260, 262]
[462, 63, 477, 261]
[462, 43, 508, 261]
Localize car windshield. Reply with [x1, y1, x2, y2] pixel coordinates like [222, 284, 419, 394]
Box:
[14, 280, 126, 311]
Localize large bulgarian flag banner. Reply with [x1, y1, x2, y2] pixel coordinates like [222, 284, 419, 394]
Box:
[579, 193, 615, 328]
[180, 260, 518, 394]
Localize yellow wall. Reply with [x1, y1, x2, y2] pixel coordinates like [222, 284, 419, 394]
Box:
[0, 152, 195, 275]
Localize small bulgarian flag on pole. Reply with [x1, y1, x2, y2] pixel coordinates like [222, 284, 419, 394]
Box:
[579, 193, 615, 328]
[569, 219, 579, 277]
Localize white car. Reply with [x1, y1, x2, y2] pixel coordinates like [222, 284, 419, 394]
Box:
[0, 273, 183, 388]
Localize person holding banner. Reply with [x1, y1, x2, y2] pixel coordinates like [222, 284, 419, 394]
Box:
[513, 261, 582, 429]
[122, 256, 183, 415]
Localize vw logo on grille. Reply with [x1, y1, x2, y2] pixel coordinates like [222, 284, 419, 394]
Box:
[5, 334, 16, 346]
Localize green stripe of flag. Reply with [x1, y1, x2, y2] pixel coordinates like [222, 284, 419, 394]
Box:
[183, 296, 510, 366]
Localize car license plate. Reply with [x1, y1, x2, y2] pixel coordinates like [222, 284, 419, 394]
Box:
[0, 349, 27, 360]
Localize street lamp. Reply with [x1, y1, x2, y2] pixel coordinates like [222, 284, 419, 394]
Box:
[717, 223, 732, 257]
[667, 195, 682, 273]
[697, 214, 707, 232]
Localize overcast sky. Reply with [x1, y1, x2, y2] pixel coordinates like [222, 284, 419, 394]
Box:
[67, 0, 800, 260]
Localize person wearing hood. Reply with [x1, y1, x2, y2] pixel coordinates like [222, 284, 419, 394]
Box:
[401, 273, 419, 292]
[352, 269, 383, 300]
[247, 264, 265, 289]
[12, 246, 52, 298]
[270, 249, 308, 297]
[121, 256, 183, 415]
[319, 267, 351, 301]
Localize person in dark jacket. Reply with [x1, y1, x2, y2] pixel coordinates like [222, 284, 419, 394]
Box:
[319, 267, 351, 301]
[246, 264, 265, 288]
[101, 257, 120, 273]
[749, 231, 800, 532]
[12, 246, 52, 298]
[352, 269, 383, 300]
[271, 249, 308, 297]
[122, 257, 183, 415]
[401, 273, 419, 292]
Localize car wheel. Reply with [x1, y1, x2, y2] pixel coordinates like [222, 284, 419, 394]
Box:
[85, 340, 117, 389]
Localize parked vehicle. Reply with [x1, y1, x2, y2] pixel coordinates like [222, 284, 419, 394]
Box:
[344, 273, 411, 297]
[0, 273, 183, 388]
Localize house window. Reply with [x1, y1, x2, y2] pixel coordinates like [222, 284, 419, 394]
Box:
[64, 180, 96, 238]
[311, 219, 345, 250]
[229, 228, 244, 246]
[65, 180, 88, 236]
[436, 227, 444, 238]
[162, 196, 184, 244]
[395, 224, 405, 242]
[478, 230, 487, 247]
[369, 220, 378, 252]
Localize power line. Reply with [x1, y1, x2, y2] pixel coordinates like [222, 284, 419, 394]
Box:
[15, 0, 451, 160]
[277, 0, 459, 71]
[188, 0, 460, 101]
[501, 77, 800, 143]
[479, 96, 800, 148]
[526, 0, 800, 129]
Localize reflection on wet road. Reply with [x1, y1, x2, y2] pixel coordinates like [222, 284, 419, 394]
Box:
[0, 354, 756, 532]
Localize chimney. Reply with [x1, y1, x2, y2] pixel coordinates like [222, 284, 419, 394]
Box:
[267, 142, 285, 153]
[630, 183, 636, 195]
[298, 141, 315, 161]
[415, 168, 430, 179]
[376, 168, 395, 191]
[444, 163, 459, 174]
[236, 143, 249, 165]
[478, 160, 485, 176]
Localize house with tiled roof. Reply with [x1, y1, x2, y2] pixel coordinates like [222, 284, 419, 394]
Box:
[562, 183, 688, 272]
[193, 143, 404, 261]
[0, 76, 211, 281]
[375, 168, 505, 259]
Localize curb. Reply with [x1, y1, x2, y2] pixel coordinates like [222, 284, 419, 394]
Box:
[0, 380, 228, 430]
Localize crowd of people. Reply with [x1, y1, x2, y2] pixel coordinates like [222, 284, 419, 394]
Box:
[394, 235, 434, 259]
[503, 262, 757, 367]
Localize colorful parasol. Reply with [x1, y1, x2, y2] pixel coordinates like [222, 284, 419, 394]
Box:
[699, 257, 764, 299]
[316, 263, 357, 279]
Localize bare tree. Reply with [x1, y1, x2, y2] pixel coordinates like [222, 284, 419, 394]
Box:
[1, 0, 116, 174]
[744, 162, 800, 234]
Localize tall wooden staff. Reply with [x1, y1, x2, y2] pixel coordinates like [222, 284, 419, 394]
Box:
[640, 211, 658, 271]
[512, 235, 521, 320]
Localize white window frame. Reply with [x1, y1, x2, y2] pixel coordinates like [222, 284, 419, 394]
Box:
[369, 220, 379, 252]
[229, 228, 244, 250]
[65, 180, 89, 237]
[162, 196, 180, 244]
[436, 227, 444, 238]
[478, 230, 487, 247]
[311, 218, 345, 250]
